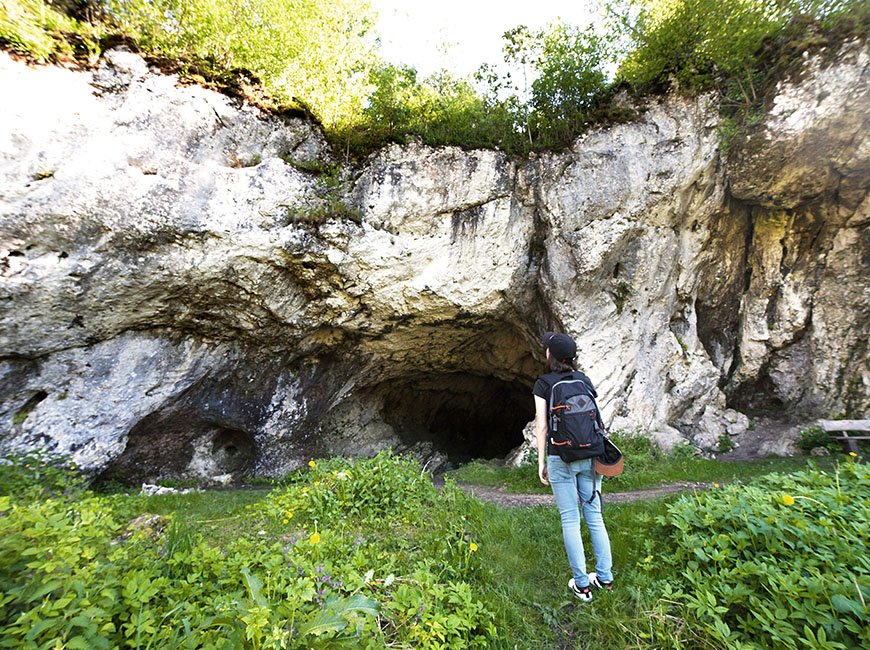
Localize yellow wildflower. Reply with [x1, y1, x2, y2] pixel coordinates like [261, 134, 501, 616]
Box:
[308, 460, 316, 468]
[713, 483, 719, 488]
[782, 494, 795, 506]
[282, 519, 288, 524]
[849, 452, 857, 457]
[469, 543, 478, 552]
[310, 532, 321, 545]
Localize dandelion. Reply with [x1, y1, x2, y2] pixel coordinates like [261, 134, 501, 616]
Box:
[310, 532, 321, 545]
[782, 493, 822, 506]
[713, 483, 719, 488]
[283, 519, 288, 524]
[849, 452, 857, 457]
[469, 543, 478, 552]
[309, 460, 316, 468]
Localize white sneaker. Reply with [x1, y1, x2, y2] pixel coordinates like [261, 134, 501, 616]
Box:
[568, 577, 592, 602]
[588, 572, 614, 592]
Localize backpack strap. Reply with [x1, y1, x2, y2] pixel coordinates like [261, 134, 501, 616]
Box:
[572, 375, 606, 436]
[548, 379, 558, 435]
[586, 469, 601, 507]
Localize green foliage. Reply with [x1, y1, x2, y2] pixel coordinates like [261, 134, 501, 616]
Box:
[342, 20, 620, 155]
[797, 425, 841, 453]
[716, 113, 741, 157]
[0, 0, 102, 63]
[467, 496, 713, 649]
[651, 459, 870, 649]
[4, 450, 863, 650]
[612, 280, 635, 313]
[608, 0, 870, 152]
[0, 450, 87, 501]
[101, 0, 377, 128]
[5, 0, 870, 160]
[613, 0, 868, 91]
[447, 458, 551, 494]
[501, 22, 613, 148]
[260, 450, 440, 527]
[282, 166, 362, 225]
[0, 490, 379, 649]
[343, 63, 518, 155]
[0, 452, 496, 649]
[718, 432, 735, 453]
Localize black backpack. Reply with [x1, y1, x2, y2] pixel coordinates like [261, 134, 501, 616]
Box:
[548, 376, 606, 462]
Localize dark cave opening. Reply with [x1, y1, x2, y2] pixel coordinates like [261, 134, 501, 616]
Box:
[376, 372, 534, 466]
[99, 411, 256, 485]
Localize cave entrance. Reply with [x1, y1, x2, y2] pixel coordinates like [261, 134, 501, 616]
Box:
[98, 412, 256, 485]
[377, 372, 534, 467]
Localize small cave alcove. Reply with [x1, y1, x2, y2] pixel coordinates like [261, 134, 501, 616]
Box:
[98, 411, 256, 485]
[375, 372, 534, 466]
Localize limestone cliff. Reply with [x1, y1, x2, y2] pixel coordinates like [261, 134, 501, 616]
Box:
[1, 42, 867, 481]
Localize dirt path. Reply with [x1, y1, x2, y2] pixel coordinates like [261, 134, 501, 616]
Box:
[457, 481, 713, 507]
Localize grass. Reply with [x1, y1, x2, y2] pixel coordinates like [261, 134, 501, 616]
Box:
[136, 480, 680, 650]
[447, 435, 841, 494]
[135, 485, 697, 649]
[6, 453, 863, 649]
[134, 455, 849, 650]
[468, 499, 682, 649]
[135, 488, 269, 547]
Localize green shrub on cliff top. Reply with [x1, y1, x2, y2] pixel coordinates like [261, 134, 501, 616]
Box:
[101, 0, 378, 127]
[0, 0, 101, 62]
[3, 0, 868, 157]
[611, 0, 870, 97]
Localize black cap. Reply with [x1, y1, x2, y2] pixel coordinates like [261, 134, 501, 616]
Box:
[543, 331, 577, 362]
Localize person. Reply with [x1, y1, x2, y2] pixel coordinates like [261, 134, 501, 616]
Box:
[533, 331, 614, 603]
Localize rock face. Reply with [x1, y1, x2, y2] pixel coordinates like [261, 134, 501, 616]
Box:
[1, 43, 868, 481]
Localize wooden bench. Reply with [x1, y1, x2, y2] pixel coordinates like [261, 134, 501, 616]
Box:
[820, 420, 870, 456]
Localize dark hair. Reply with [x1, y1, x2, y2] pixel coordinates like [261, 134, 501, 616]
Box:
[548, 356, 577, 373]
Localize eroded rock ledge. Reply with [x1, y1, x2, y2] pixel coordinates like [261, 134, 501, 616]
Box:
[1, 42, 867, 481]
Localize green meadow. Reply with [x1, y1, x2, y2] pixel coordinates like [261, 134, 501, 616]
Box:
[1, 450, 867, 649]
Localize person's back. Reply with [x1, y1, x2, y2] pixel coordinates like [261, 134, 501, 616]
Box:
[533, 332, 614, 602]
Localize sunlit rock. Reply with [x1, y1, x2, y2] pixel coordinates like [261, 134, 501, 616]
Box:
[0, 41, 867, 481]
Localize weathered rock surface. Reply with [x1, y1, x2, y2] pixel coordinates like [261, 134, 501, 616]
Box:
[0, 42, 867, 481]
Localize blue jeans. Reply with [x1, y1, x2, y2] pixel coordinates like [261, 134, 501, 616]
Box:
[547, 455, 613, 587]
